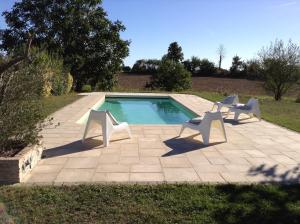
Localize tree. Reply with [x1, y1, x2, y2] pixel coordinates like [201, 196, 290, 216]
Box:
[230, 55, 246, 75]
[150, 59, 191, 91]
[245, 59, 262, 80]
[259, 39, 300, 101]
[166, 42, 184, 62]
[217, 44, 226, 70]
[199, 59, 217, 75]
[131, 59, 160, 73]
[183, 56, 201, 74]
[1, 0, 129, 90]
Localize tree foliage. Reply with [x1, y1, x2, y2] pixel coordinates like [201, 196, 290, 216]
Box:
[131, 59, 160, 73]
[183, 56, 201, 74]
[184, 57, 216, 75]
[199, 59, 217, 75]
[150, 59, 191, 91]
[1, 0, 129, 90]
[259, 39, 300, 100]
[230, 55, 246, 75]
[244, 59, 262, 80]
[165, 42, 184, 62]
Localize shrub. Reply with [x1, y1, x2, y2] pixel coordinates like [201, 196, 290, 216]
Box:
[296, 93, 300, 103]
[0, 52, 45, 157]
[81, 84, 92, 92]
[29, 49, 69, 96]
[199, 59, 217, 75]
[229, 55, 246, 77]
[65, 73, 73, 93]
[150, 59, 191, 91]
[122, 66, 131, 72]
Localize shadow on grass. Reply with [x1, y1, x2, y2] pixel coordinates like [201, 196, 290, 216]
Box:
[248, 164, 300, 183]
[163, 134, 224, 157]
[211, 184, 300, 224]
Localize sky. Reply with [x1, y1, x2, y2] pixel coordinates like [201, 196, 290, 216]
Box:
[1, 0, 300, 68]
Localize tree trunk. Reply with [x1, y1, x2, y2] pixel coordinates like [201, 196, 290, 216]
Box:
[218, 56, 222, 70]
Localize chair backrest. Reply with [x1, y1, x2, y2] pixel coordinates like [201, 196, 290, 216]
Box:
[246, 98, 258, 110]
[88, 110, 116, 130]
[222, 95, 239, 105]
[201, 111, 223, 127]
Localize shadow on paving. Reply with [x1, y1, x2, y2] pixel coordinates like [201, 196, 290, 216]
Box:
[163, 134, 224, 157]
[248, 164, 300, 183]
[42, 137, 103, 158]
[223, 117, 260, 125]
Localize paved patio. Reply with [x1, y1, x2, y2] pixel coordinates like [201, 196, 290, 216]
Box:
[25, 93, 300, 184]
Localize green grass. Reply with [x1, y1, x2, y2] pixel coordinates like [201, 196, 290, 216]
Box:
[0, 184, 300, 223]
[191, 91, 300, 132]
[40, 93, 82, 117]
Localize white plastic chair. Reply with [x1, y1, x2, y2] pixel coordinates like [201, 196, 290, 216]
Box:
[82, 110, 131, 147]
[179, 111, 227, 145]
[229, 98, 261, 121]
[212, 95, 239, 112]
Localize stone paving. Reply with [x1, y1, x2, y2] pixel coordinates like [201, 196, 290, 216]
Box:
[24, 92, 300, 184]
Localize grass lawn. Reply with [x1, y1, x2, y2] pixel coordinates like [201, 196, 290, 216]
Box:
[40, 93, 82, 117]
[193, 91, 300, 133]
[0, 184, 300, 223]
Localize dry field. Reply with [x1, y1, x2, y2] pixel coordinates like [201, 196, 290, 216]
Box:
[116, 73, 267, 95]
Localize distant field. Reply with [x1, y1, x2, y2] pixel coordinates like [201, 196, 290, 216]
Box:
[117, 73, 299, 96]
[117, 73, 267, 95]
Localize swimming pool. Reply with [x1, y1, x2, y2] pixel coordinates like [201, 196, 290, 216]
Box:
[97, 97, 197, 124]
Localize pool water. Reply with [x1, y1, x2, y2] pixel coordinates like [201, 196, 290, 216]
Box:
[97, 97, 197, 124]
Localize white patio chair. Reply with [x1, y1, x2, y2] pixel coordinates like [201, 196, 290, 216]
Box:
[212, 95, 239, 112]
[229, 98, 261, 121]
[82, 110, 131, 147]
[179, 111, 227, 145]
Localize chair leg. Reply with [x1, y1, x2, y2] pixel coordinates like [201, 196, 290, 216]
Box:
[211, 104, 216, 111]
[202, 133, 210, 145]
[234, 112, 240, 121]
[82, 119, 91, 143]
[179, 126, 185, 136]
[217, 104, 222, 112]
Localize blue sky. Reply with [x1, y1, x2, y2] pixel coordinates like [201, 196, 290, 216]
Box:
[1, 0, 300, 68]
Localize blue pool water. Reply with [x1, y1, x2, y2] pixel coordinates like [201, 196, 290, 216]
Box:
[97, 97, 197, 124]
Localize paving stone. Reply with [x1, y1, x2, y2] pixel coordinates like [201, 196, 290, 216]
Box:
[160, 157, 191, 168]
[55, 169, 94, 182]
[220, 172, 248, 182]
[131, 164, 162, 173]
[96, 164, 130, 173]
[197, 172, 226, 183]
[130, 173, 164, 182]
[107, 173, 130, 182]
[65, 157, 99, 168]
[164, 168, 200, 182]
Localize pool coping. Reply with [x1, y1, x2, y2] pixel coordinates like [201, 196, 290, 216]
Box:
[76, 92, 203, 125]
